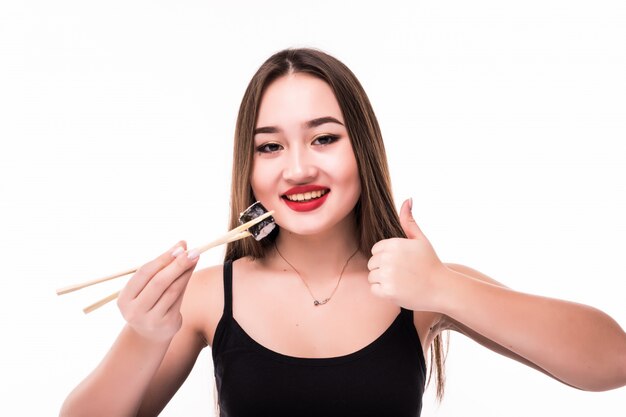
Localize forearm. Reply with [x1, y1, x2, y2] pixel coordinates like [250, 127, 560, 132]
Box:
[60, 325, 172, 417]
[438, 267, 626, 391]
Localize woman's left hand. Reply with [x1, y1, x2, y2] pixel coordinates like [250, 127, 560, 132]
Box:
[367, 198, 447, 312]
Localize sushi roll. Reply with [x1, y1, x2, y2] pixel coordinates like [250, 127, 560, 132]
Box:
[239, 201, 276, 241]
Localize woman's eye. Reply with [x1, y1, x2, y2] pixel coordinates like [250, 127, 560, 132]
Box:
[312, 134, 339, 146]
[256, 143, 283, 153]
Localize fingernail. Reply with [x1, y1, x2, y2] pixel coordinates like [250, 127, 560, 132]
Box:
[409, 197, 413, 212]
[171, 246, 184, 257]
[187, 249, 200, 260]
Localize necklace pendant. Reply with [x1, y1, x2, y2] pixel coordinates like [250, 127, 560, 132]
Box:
[314, 298, 329, 306]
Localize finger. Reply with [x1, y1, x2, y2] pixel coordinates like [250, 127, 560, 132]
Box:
[367, 269, 382, 285]
[399, 198, 425, 240]
[134, 248, 199, 311]
[370, 282, 385, 298]
[165, 286, 186, 317]
[123, 241, 187, 300]
[371, 239, 389, 255]
[152, 268, 194, 316]
[367, 254, 380, 271]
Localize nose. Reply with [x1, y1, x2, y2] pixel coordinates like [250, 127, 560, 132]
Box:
[282, 145, 317, 183]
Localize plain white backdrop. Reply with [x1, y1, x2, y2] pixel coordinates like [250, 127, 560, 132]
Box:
[1, 0, 625, 415]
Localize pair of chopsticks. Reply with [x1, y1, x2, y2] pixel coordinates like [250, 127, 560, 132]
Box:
[56, 210, 274, 314]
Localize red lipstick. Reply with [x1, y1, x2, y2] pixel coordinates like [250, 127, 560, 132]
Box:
[282, 185, 330, 212]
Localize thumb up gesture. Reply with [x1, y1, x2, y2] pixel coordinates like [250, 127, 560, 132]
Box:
[368, 199, 446, 312]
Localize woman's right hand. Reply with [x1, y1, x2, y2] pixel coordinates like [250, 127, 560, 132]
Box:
[60, 242, 202, 416]
[117, 241, 200, 343]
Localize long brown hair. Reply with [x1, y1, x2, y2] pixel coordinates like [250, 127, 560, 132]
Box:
[224, 47, 447, 400]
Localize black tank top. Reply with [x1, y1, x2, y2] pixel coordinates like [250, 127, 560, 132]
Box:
[212, 260, 427, 417]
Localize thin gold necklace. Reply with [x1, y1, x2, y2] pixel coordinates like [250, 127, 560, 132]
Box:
[274, 242, 359, 306]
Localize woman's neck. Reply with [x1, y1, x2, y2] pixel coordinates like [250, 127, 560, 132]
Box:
[270, 215, 364, 282]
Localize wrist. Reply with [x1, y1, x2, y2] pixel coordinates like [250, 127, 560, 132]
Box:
[123, 324, 174, 351]
[430, 264, 463, 315]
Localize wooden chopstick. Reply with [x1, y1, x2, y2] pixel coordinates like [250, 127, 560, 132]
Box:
[56, 210, 274, 313]
[56, 268, 137, 295]
[81, 230, 253, 314]
[83, 291, 121, 314]
[56, 211, 274, 296]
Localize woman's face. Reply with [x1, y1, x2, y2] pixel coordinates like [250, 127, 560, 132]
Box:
[251, 73, 361, 237]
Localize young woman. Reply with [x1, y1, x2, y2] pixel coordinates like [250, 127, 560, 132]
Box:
[60, 48, 626, 417]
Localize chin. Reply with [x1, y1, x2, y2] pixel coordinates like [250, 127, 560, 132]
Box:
[276, 222, 329, 237]
[278, 213, 356, 238]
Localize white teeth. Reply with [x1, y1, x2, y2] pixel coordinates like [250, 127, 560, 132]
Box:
[285, 189, 328, 202]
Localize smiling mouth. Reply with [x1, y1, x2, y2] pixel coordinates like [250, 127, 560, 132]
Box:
[282, 189, 330, 202]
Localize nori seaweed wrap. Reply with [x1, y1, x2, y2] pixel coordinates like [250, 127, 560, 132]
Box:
[238, 201, 276, 241]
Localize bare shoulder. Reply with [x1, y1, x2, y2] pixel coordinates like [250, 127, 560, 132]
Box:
[181, 263, 226, 347]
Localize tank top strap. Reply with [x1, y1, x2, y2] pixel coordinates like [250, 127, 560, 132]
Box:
[223, 260, 233, 318]
[399, 307, 413, 321]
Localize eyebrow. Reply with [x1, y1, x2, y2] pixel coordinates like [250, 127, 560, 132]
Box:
[253, 116, 344, 135]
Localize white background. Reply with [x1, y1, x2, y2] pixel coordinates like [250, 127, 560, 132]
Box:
[1, 0, 625, 415]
